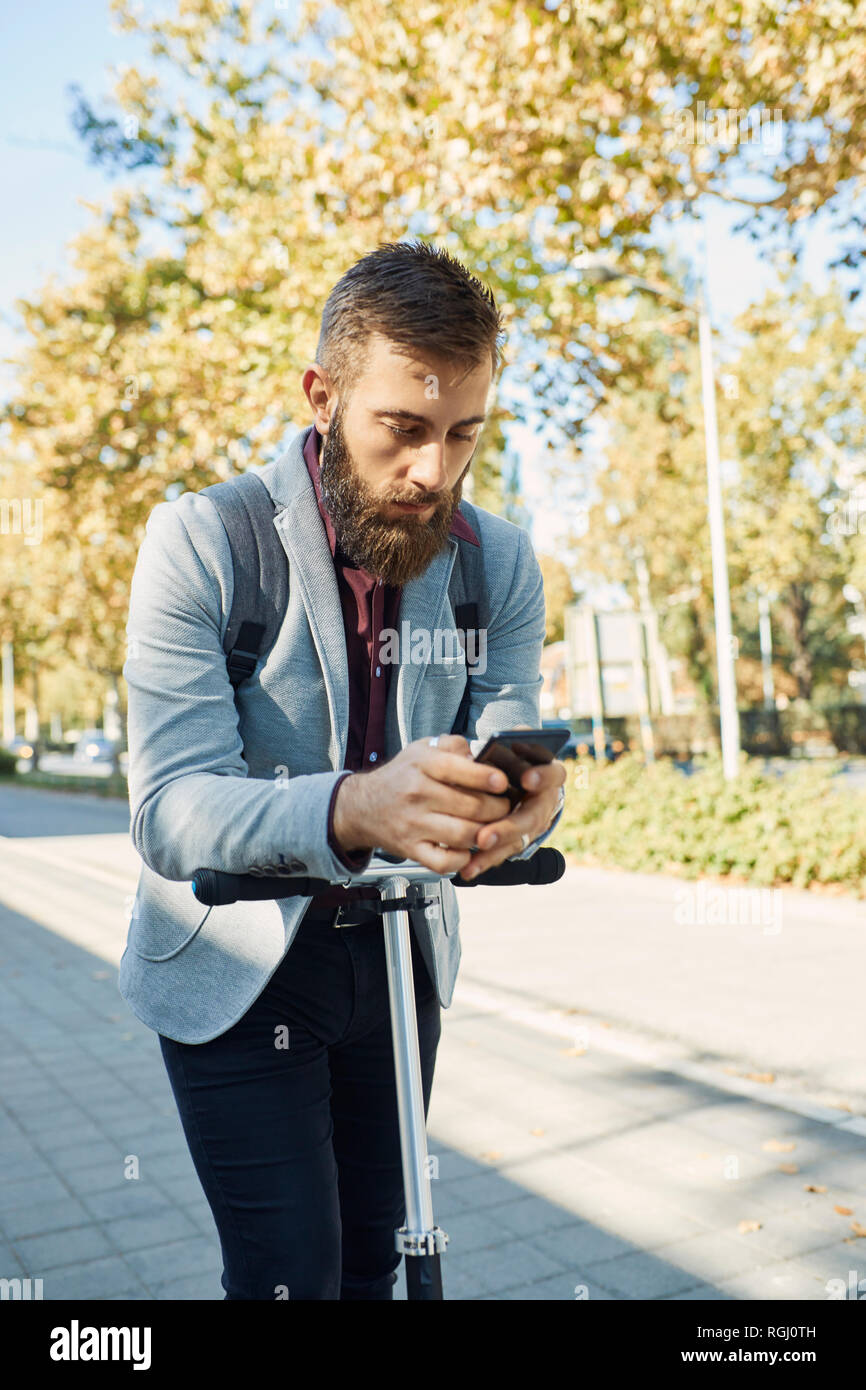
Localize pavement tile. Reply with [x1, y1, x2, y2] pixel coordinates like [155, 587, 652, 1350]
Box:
[0, 1242, 26, 1277]
[645, 1227, 786, 1283]
[583, 1248, 707, 1299]
[712, 1261, 829, 1300]
[485, 1193, 584, 1239]
[123, 1236, 221, 1287]
[63, 1162, 134, 1197]
[794, 1239, 866, 1287]
[0, 1174, 70, 1213]
[437, 1236, 565, 1298]
[440, 1169, 532, 1211]
[150, 1271, 224, 1300]
[82, 1184, 179, 1223]
[154, 1175, 208, 1206]
[40, 1256, 149, 1302]
[47, 1139, 127, 1174]
[6, 1106, 96, 1138]
[498, 1273, 619, 1300]
[433, 1208, 523, 1255]
[0, 1196, 95, 1240]
[103, 1207, 199, 1254]
[669, 1284, 736, 1300]
[0, 1151, 55, 1183]
[12, 1223, 114, 1272]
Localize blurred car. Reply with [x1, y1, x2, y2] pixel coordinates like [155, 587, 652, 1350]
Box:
[72, 730, 117, 763]
[4, 735, 36, 769]
[566, 723, 626, 762]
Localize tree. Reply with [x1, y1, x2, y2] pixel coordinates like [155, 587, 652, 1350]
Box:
[5, 0, 866, 682]
[568, 274, 866, 704]
[537, 553, 576, 644]
[724, 278, 866, 700]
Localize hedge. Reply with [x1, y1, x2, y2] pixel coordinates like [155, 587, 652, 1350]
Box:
[549, 750, 866, 898]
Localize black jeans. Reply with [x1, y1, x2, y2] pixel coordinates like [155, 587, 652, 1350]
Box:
[158, 905, 441, 1300]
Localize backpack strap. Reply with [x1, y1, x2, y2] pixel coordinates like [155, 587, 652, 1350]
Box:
[448, 499, 489, 738]
[199, 471, 289, 690]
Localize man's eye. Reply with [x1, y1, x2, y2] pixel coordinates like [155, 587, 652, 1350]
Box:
[387, 425, 475, 442]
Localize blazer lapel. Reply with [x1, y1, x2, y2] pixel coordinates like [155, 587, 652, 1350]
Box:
[263, 427, 349, 769]
[387, 541, 459, 746]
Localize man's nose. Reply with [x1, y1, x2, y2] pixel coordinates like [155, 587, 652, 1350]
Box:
[405, 442, 450, 494]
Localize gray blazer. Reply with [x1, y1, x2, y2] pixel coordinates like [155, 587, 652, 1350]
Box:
[118, 423, 562, 1043]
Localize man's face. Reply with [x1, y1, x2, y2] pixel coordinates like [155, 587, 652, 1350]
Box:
[312, 336, 491, 587]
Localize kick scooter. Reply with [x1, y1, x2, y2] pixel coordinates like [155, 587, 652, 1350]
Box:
[190, 846, 565, 1301]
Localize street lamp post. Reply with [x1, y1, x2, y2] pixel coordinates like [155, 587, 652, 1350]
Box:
[579, 259, 742, 778]
[696, 282, 741, 780]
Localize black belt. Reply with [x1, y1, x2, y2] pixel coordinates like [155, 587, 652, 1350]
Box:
[303, 901, 382, 929]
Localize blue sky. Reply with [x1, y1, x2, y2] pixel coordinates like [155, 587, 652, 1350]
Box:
[1, 0, 860, 567]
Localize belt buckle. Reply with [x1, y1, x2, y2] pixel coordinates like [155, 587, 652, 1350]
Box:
[333, 901, 378, 929]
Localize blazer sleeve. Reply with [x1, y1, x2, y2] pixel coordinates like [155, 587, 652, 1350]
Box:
[462, 524, 564, 861]
[124, 492, 372, 884]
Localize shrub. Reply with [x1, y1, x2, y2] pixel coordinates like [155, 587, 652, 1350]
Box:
[550, 750, 866, 898]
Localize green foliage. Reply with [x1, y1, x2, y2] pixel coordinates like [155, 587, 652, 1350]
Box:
[550, 751, 866, 898]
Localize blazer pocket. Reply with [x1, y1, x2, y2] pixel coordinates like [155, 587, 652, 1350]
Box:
[132, 904, 212, 962]
[422, 652, 467, 678]
[129, 864, 214, 962]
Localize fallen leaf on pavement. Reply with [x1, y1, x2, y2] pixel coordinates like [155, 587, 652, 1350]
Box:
[804, 1184, 828, 1193]
[834, 1205, 854, 1216]
[738, 1220, 762, 1234]
[851, 1222, 866, 1238]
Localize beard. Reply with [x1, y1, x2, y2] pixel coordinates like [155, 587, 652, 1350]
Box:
[317, 403, 471, 588]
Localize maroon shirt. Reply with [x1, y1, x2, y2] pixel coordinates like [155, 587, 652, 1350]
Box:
[301, 424, 479, 905]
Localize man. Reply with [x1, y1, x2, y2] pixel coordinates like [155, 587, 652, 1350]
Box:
[119, 239, 566, 1300]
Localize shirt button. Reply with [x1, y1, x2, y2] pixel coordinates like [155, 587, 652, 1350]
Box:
[369, 752, 378, 762]
[375, 666, 381, 677]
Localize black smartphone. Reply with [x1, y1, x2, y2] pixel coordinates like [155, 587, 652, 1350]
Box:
[473, 726, 571, 810]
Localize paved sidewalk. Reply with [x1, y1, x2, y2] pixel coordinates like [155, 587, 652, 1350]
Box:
[1, 896, 864, 1300]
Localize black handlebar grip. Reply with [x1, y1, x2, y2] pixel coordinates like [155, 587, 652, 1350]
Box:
[451, 847, 566, 888]
[191, 868, 332, 906]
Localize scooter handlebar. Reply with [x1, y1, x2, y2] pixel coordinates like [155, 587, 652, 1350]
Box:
[190, 847, 566, 907]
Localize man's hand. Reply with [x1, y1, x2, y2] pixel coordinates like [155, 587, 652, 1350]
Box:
[332, 733, 513, 876]
[455, 724, 566, 882]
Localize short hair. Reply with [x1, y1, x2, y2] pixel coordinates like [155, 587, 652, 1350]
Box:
[315, 239, 505, 408]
